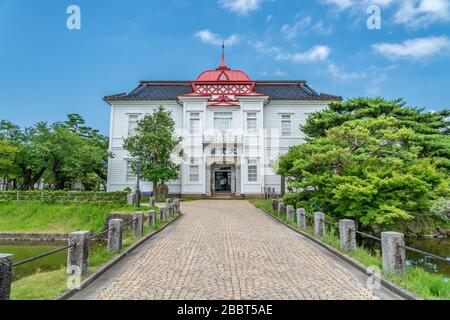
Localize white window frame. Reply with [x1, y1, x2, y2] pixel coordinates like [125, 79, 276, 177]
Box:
[189, 112, 200, 135]
[128, 114, 140, 136]
[189, 165, 200, 183]
[214, 112, 233, 135]
[126, 160, 136, 182]
[281, 114, 292, 137]
[247, 159, 258, 183]
[246, 112, 257, 134]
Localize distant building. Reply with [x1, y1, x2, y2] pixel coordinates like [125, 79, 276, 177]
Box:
[104, 50, 340, 198]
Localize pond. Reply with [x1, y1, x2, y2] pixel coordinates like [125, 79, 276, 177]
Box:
[0, 241, 68, 281]
[0, 241, 110, 283]
[360, 237, 450, 278]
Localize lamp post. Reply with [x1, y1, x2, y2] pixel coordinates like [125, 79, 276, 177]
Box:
[135, 159, 142, 208]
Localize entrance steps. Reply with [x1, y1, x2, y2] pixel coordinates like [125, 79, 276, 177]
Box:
[204, 193, 245, 200]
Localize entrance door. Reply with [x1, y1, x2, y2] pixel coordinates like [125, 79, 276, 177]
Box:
[215, 168, 232, 192]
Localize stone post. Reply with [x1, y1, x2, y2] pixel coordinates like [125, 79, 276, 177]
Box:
[160, 206, 167, 223]
[277, 202, 285, 216]
[286, 205, 295, 222]
[67, 231, 90, 276]
[0, 254, 13, 300]
[174, 199, 180, 212]
[149, 197, 155, 207]
[297, 208, 307, 230]
[132, 212, 144, 238]
[127, 193, 135, 205]
[271, 199, 278, 212]
[107, 219, 123, 252]
[168, 203, 174, 218]
[381, 232, 406, 275]
[314, 212, 325, 237]
[148, 210, 156, 227]
[339, 219, 356, 252]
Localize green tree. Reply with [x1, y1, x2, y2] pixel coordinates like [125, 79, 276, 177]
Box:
[0, 115, 110, 191]
[278, 116, 448, 229]
[0, 121, 49, 190]
[0, 139, 18, 178]
[302, 98, 450, 172]
[123, 106, 184, 193]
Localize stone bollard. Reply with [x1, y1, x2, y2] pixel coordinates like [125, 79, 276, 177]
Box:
[160, 206, 167, 223]
[132, 212, 144, 238]
[381, 232, 407, 276]
[271, 199, 279, 212]
[168, 203, 174, 218]
[297, 208, 307, 230]
[67, 231, 90, 276]
[277, 202, 285, 216]
[148, 210, 156, 227]
[127, 193, 135, 205]
[149, 197, 155, 207]
[286, 205, 295, 222]
[0, 254, 13, 300]
[339, 219, 356, 252]
[314, 212, 325, 237]
[174, 199, 180, 212]
[107, 219, 123, 253]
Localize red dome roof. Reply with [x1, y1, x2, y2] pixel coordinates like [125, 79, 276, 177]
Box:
[196, 69, 250, 82]
[195, 45, 251, 82]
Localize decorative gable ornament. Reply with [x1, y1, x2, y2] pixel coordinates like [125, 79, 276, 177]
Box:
[219, 72, 228, 81]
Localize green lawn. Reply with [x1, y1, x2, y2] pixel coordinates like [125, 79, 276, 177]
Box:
[0, 202, 154, 233]
[249, 199, 450, 300]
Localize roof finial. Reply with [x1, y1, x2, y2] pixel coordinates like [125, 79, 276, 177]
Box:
[220, 41, 226, 69]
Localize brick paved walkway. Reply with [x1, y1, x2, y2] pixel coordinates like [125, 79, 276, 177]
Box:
[75, 200, 401, 300]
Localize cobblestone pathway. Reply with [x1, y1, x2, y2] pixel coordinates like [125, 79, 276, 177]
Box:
[84, 200, 394, 300]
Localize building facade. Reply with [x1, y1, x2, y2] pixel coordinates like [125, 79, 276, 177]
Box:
[105, 53, 340, 197]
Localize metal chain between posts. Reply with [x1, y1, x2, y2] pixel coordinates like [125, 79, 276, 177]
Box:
[12, 243, 76, 267]
[11, 215, 146, 269]
[313, 216, 449, 264]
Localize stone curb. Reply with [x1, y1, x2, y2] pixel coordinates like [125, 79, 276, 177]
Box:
[258, 208, 421, 301]
[0, 233, 69, 242]
[57, 213, 183, 300]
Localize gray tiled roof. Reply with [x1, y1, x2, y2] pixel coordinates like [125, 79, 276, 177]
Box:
[104, 81, 341, 103]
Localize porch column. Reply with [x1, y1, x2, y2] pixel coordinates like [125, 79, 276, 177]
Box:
[235, 165, 241, 197]
[205, 163, 212, 197]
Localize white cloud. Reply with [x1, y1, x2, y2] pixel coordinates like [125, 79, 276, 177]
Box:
[260, 69, 288, 77]
[251, 41, 281, 54]
[266, 14, 273, 22]
[321, 0, 355, 10]
[218, 0, 264, 15]
[321, 0, 395, 10]
[327, 62, 366, 81]
[394, 0, 450, 28]
[194, 29, 240, 46]
[276, 46, 331, 63]
[373, 36, 450, 60]
[281, 16, 312, 39]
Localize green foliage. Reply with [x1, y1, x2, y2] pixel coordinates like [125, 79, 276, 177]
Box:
[0, 114, 109, 190]
[0, 139, 18, 172]
[0, 191, 128, 205]
[279, 115, 449, 228]
[302, 97, 450, 172]
[123, 106, 184, 191]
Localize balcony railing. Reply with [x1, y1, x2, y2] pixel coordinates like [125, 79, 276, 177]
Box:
[203, 132, 244, 144]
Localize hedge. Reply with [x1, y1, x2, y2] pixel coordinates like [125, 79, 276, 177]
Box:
[0, 191, 129, 204]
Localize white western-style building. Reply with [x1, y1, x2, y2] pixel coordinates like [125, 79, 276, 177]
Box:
[104, 53, 340, 198]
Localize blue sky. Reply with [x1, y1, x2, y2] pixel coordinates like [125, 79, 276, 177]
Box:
[1, 0, 449, 134]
